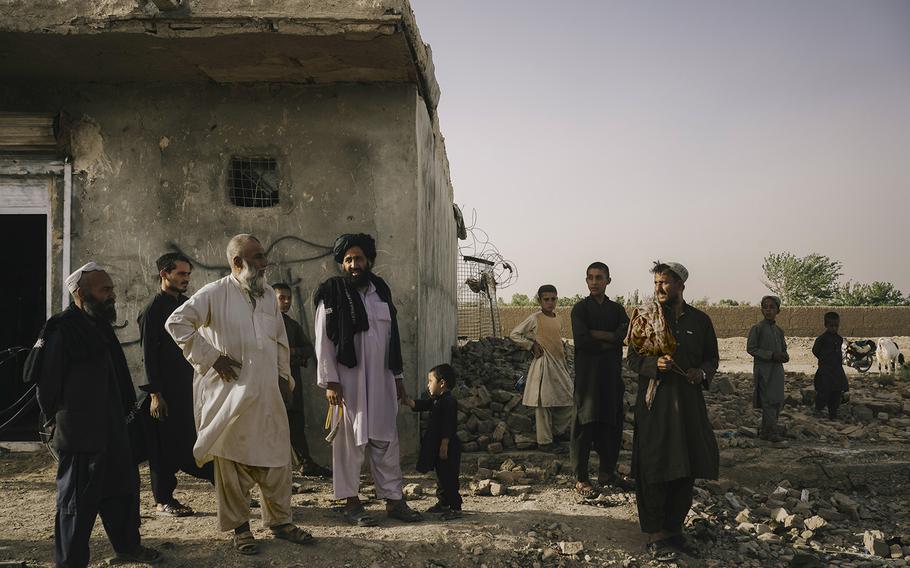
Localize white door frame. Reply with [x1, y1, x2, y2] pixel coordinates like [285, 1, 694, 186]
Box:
[0, 175, 54, 318]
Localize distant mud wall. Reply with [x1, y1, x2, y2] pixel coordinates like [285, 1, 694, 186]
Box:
[496, 306, 910, 339]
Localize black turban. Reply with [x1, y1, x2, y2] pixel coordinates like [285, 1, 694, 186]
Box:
[333, 233, 376, 264]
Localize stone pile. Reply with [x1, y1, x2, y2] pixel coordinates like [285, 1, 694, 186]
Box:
[702, 372, 910, 446]
[467, 457, 560, 498]
[450, 337, 576, 452]
[682, 477, 910, 566]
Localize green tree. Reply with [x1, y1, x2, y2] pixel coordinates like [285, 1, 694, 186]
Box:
[761, 252, 842, 305]
[556, 293, 585, 307]
[716, 298, 742, 306]
[508, 293, 534, 306]
[835, 281, 909, 306]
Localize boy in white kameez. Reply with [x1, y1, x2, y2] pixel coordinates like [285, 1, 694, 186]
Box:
[510, 285, 575, 451]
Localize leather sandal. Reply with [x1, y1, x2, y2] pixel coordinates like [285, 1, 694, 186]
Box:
[343, 506, 379, 527]
[156, 501, 194, 517]
[574, 482, 600, 499]
[271, 523, 315, 545]
[645, 539, 677, 563]
[386, 500, 423, 522]
[232, 531, 259, 556]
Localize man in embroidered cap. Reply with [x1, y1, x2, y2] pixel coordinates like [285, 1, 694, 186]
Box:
[35, 262, 161, 567]
[165, 234, 315, 554]
[626, 262, 719, 562]
[314, 233, 422, 526]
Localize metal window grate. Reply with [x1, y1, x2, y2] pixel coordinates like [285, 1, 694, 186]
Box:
[228, 156, 279, 207]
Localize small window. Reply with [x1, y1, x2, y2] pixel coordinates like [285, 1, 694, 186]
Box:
[228, 156, 279, 207]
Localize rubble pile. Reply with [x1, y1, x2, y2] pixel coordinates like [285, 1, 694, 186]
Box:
[467, 457, 561, 498]
[702, 372, 910, 445]
[450, 337, 576, 453]
[683, 477, 910, 567]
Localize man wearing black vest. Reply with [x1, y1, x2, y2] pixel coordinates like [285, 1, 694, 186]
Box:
[35, 262, 160, 567]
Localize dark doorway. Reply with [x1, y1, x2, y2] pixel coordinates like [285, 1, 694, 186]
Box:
[0, 214, 46, 441]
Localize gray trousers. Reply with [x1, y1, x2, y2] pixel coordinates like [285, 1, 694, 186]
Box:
[761, 401, 781, 435]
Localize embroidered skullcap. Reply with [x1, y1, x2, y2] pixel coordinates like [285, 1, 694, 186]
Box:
[761, 295, 781, 309]
[653, 261, 688, 283]
[333, 233, 376, 264]
[65, 261, 103, 294]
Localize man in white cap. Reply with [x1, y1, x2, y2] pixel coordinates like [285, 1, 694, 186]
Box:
[626, 261, 719, 562]
[165, 234, 314, 555]
[34, 263, 161, 567]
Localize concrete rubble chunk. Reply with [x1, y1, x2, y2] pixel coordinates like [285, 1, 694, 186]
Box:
[803, 516, 827, 531]
[490, 481, 506, 496]
[772, 507, 790, 523]
[557, 541, 584, 555]
[863, 530, 889, 557]
[402, 483, 423, 497]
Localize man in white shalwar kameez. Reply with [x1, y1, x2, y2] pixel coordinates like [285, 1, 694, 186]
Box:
[510, 285, 575, 450]
[166, 234, 314, 555]
[315, 233, 422, 527]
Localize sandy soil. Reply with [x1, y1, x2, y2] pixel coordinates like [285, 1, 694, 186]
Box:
[0, 338, 907, 568]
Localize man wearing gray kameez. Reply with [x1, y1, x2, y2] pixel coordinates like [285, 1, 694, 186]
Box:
[746, 295, 789, 442]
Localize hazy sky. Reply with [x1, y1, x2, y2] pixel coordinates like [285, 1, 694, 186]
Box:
[410, 0, 910, 303]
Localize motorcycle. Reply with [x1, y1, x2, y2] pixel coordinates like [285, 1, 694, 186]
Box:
[843, 339, 876, 373]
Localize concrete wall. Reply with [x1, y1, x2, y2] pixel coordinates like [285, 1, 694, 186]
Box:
[415, 92, 457, 378]
[0, 80, 453, 456]
[497, 306, 910, 339]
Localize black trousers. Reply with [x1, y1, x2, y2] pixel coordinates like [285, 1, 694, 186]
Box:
[287, 408, 313, 464]
[149, 455, 213, 505]
[815, 390, 842, 418]
[435, 449, 462, 510]
[635, 475, 695, 534]
[55, 451, 141, 568]
[570, 418, 622, 482]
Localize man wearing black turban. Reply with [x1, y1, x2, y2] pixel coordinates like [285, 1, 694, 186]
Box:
[332, 233, 377, 265]
[314, 233, 421, 526]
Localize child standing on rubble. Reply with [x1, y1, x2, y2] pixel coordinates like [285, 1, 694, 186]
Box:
[812, 312, 849, 419]
[509, 285, 575, 453]
[404, 364, 462, 520]
[747, 295, 789, 442]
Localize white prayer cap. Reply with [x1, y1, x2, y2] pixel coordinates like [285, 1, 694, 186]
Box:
[663, 262, 689, 283]
[66, 261, 104, 294]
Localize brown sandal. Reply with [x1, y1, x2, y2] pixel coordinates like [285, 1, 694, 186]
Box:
[233, 530, 259, 555]
[575, 482, 600, 499]
[271, 523, 315, 545]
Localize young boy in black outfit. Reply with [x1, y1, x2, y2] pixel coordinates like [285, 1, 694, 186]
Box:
[812, 312, 849, 419]
[405, 364, 462, 519]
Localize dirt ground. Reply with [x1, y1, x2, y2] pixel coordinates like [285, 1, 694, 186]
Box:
[1, 338, 908, 568]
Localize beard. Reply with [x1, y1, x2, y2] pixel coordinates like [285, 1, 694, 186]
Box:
[238, 260, 265, 298]
[344, 263, 372, 288]
[83, 293, 117, 323]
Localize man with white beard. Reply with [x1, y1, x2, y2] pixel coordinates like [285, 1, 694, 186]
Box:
[166, 234, 314, 555]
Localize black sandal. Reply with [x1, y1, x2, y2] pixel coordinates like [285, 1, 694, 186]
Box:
[645, 539, 678, 563]
[667, 534, 701, 558]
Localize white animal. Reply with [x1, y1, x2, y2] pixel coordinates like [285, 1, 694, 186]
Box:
[876, 338, 905, 374]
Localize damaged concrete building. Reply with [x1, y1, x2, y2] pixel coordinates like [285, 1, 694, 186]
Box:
[0, 0, 457, 455]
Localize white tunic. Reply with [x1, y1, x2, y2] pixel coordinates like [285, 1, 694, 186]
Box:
[315, 282, 399, 447]
[165, 275, 292, 468]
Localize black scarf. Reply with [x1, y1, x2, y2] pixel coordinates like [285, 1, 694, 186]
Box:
[314, 273, 403, 375]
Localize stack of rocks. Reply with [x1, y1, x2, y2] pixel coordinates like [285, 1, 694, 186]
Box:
[449, 337, 573, 453]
